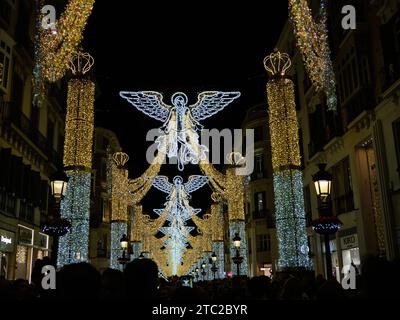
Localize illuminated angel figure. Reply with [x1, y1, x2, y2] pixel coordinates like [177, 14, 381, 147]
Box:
[119, 91, 241, 170]
[152, 175, 208, 221]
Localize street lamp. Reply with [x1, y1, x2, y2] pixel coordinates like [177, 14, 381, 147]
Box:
[201, 262, 206, 281]
[50, 171, 68, 203]
[312, 164, 342, 279]
[211, 252, 218, 280]
[117, 234, 130, 269]
[232, 233, 243, 277]
[195, 267, 200, 282]
[43, 170, 69, 267]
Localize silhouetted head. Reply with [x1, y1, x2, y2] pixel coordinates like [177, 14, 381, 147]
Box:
[100, 268, 125, 300]
[124, 258, 159, 300]
[57, 263, 101, 300]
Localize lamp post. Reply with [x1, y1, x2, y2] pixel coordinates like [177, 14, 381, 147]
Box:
[312, 164, 342, 279]
[211, 252, 218, 280]
[117, 234, 130, 270]
[43, 170, 69, 267]
[232, 233, 243, 277]
[201, 262, 206, 281]
[195, 267, 200, 282]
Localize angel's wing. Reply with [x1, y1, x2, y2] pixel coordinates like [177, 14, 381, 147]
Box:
[119, 91, 170, 122]
[190, 91, 241, 121]
[184, 175, 208, 193]
[152, 175, 173, 194]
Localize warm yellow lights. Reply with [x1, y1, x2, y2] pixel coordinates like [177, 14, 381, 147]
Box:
[110, 153, 129, 222]
[267, 78, 301, 171]
[63, 78, 95, 171]
[40, 0, 95, 82]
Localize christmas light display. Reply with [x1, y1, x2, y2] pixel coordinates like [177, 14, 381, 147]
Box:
[120, 91, 240, 170]
[110, 222, 128, 270]
[229, 220, 248, 276]
[63, 52, 95, 171]
[288, 0, 337, 111]
[264, 50, 312, 270]
[57, 171, 91, 266]
[109, 152, 130, 269]
[39, 0, 95, 82]
[58, 52, 95, 267]
[152, 175, 208, 276]
[211, 197, 225, 279]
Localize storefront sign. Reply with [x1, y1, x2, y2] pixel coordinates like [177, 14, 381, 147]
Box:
[18, 226, 33, 246]
[0, 229, 15, 252]
[341, 234, 358, 250]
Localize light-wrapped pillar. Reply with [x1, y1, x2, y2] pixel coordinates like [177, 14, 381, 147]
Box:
[58, 52, 94, 267]
[211, 197, 225, 279]
[264, 51, 312, 270]
[110, 152, 130, 269]
[58, 171, 91, 266]
[226, 158, 249, 276]
[130, 204, 143, 259]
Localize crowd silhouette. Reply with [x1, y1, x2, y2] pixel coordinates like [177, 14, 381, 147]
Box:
[0, 255, 399, 300]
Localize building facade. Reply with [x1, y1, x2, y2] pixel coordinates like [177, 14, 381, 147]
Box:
[89, 127, 122, 272]
[0, 0, 65, 281]
[274, 0, 400, 279]
[242, 104, 279, 277]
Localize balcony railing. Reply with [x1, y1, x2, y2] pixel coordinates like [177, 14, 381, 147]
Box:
[0, 100, 62, 165]
[19, 200, 34, 222]
[252, 209, 268, 220]
[250, 170, 268, 181]
[333, 191, 355, 215]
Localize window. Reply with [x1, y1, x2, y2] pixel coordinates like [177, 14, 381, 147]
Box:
[331, 157, 354, 215]
[257, 192, 264, 212]
[303, 185, 312, 226]
[253, 192, 266, 219]
[255, 154, 264, 173]
[0, 38, 11, 93]
[256, 234, 271, 252]
[393, 118, 400, 176]
[47, 119, 55, 147]
[103, 137, 109, 151]
[254, 126, 264, 142]
[102, 199, 110, 223]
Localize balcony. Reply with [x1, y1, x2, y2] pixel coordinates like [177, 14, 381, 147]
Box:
[342, 88, 374, 126]
[0, 189, 16, 216]
[252, 209, 268, 220]
[19, 200, 34, 222]
[250, 170, 268, 181]
[1, 102, 61, 165]
[333, 191, 355, 216]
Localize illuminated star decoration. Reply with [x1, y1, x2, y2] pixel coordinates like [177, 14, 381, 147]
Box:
[119, 91, 240, 171]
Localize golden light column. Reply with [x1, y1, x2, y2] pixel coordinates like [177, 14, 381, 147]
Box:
[264, 50, 311, 270]
[110, 152, 130, 269]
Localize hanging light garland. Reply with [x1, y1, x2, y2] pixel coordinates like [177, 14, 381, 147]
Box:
[288, 0, 337, 111]
[264, 50, 312, 270]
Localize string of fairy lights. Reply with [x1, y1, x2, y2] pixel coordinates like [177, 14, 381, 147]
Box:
[288, 0, 337, 111]
[33, 0, 95, 106]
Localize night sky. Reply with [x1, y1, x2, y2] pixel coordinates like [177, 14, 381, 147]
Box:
[82, 1, 288, 215]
